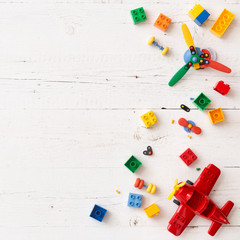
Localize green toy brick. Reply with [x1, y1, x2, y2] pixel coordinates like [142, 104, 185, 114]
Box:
[193, 93, 211, 110]
[130, 7, 147, 24]
[124, 155, 142, 173]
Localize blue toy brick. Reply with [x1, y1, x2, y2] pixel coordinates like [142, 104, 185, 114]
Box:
[128, 193, 142, 208]
[194, 10, 210, 26]
[90, 204, 107, 222]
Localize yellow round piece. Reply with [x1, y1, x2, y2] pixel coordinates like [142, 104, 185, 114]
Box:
[150, 184, 157, 194]
[162, 46, 169, 55]
[148, 36, 155, 45]
[188, 124, 192, 129]
[147, 183, 153, 193]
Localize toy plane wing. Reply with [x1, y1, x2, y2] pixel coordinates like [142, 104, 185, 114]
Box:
[167, 203, 195, 236]
[193, 164, 221, 196]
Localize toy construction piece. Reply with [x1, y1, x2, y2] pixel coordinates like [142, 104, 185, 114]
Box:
[178, 118, 201, 135]
[168, 24, 231, 86]
[134, 178, 157, 194]
[168, 179, 186, 200]
[143, 146, 152, 155]
[148, 36, 168, 55]
[180, 104, 190, 112]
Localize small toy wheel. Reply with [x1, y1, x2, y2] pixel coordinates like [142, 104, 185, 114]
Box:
[173, 199, 180, 206]
[147, 183, 152, 193]
[139, 179, 144, 189]
[134, 178, 140, 188]
[148, 36, 155, 45]
[150, 184, 157, 194]
[162, 46, 169, 55]
[186, 180, 193, 185]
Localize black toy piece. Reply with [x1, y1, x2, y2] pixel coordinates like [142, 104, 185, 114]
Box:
[143, 146, 152, 156]
[180, 104, 190, 112]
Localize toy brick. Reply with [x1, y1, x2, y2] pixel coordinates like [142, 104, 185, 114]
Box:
[188, 4, 204, 20]
[90, 204, 107, 222]
[194, 9, 210, 26]
[210, 9, 235, 37]
[141, 110, 158, 128]
[193, 93, 211, 111]
[144, 203, 160, 218]
[128, 193, 142, 208]
[180, 148, 197, 166]
[213, 81, 230, 95]
[130, 7, 147, 24]
[124, 155, 142, 173]
[154, 13, 171, 32]
[208, 108, 225, 124]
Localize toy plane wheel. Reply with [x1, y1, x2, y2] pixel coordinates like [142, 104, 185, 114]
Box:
[173, 199, 180, 206]
[186, 180, 193, 185]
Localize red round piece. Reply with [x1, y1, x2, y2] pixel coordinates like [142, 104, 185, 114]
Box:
[134, 178, 140, 188]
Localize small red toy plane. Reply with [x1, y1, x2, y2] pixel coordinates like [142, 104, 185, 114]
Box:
[168, 164, 234, 236]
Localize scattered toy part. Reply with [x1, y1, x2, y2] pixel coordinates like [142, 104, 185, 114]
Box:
[188, 5, 210, 26]
[148, 36, 169, 55]
[196, 168, 201, 171]
[178, 118, 202, 135]
[130, 7, 147, 24]
[180, 148, 198, 166]
[124, 155, 142, 173]
[214, 81, 230, 95]
[127, 193, 143, 208]
[143, 146, 152, 155]
[154, 13, 171, 32]
[167, 164, 234, 236]
[90, 204, 107, 222]
[141, 110, 158, 128]
[144, 203, 160, 218]
[210, 9, 235, 37]
[171, 120, 175, 124]
[168, 179, 186, 200]
[187, 135, 192, 139]
[208, 108, 225, 124]
[116, 190, 120, 194]
[190, 98, 194, 100]
[180, 104, 190, 112]
[134, 178, 157, 194]
[193, 92, 211, 110]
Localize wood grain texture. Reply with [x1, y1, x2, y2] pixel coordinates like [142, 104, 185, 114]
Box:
[0, 0, 239, 239]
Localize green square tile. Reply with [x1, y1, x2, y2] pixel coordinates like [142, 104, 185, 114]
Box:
[193, 92, 211, 110]
[124, 155, 142, 173]
[130, 7, 147, 24]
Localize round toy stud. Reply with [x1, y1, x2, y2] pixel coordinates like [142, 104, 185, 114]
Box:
[192, 56, 198, 62]
[148, 36, 168, 55]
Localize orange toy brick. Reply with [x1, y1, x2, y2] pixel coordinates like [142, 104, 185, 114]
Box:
[208, 108, 225, 124]
[154, 14, 172, 32]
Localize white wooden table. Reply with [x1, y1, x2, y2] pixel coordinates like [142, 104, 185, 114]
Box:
[0, 0, 239, 239]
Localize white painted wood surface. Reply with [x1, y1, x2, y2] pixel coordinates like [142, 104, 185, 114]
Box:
[0, 0, 239, 239]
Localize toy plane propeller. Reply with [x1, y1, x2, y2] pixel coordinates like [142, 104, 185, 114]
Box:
[167, 164, 234, 236]
[168, 24, 231, 87]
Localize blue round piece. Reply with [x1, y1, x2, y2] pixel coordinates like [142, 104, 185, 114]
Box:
[184, 47, 203, 64]
[183, 120, 195, 133]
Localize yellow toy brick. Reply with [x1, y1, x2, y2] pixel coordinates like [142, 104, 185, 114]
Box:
[210, 9, 235, 37]
[144, 203, 160, 218]
[208, 108, 225, 124]
[141, 110, 158, 128]
[188, 4, 204, 20]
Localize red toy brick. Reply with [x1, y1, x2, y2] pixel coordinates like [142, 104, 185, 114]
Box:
[179, 148, 197, 166]
[154, 13, 172, 32]
[213, 81, 230, 95]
